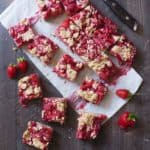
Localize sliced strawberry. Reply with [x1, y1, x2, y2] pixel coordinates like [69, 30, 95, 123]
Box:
[118, 112, 137, 129]
[7, 64, 17, 79]
[17, 57, 28, 73]
[116, 89, 131, 99]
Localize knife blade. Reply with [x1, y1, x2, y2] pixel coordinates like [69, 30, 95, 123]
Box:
[103, 0, 139, 32]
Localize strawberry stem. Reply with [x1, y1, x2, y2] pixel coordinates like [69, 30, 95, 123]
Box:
[128, 113, 137, 121]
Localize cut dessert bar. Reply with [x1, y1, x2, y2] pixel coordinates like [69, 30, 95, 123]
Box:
[18, 74, 42, 107]
[76, 112, 107, 140]
[70, 4, 104, 36]
[61, 0, 89, 16]
[53, 54, 84, 81]
[36, 0, 64, 19]
[78, 77, 108, 104]
[55, 18, 81, 48]
[110, 35, 136, 66]
[42, 97, 67, 124]
[8, 18, 35, 47]
[87, 52, 119, 82]
[23, 121, 53, 150]
[27, 35, 59, 65]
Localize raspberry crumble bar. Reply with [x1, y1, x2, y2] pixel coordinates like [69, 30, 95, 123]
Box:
[8, 18, 35, 47]
[87, 52, 119, 82]
[76, 112, 107, 140]
[23, 121, 53, 150]
[110, 35, 136, 66]
[18, 74, 42, 107]
[55, 18, 81, 48]
[27, 35, 59, 65]
[78, 77, 108, 104]
[36, 0, 64, 19]
[53, 54, 84, 81]
[61, 0, 89, 16]
[70, 4, 104, 36]
[42, 97, 67, 124]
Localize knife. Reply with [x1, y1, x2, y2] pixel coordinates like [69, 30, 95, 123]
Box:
[103, 0, 139, 32]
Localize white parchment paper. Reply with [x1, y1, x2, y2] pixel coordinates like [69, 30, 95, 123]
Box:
[0, 0, 143, 119]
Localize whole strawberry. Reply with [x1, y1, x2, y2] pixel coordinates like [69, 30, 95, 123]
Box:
[7, 64, 17, 79]
[116, 89, 131, 99]
[118, 112, 137, 129]
[17, 57, 28, 73]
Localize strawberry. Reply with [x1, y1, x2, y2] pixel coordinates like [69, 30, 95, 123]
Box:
[7, 64, 17, 79]
[118, 112, 137, 129]
[17, 57, 28, 73]
[116, 89, 131, 99]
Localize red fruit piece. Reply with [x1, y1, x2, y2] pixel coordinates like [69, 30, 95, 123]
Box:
[118, 112, 137, 129]
[17, 57, 28, 73]
[7, 64, 17, 79]
[116, 89, 131, 99]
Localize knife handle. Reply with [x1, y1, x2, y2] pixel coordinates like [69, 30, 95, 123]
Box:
[103, 0, 139, 32]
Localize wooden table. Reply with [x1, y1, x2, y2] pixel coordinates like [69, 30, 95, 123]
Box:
[0, 0, 150, 150]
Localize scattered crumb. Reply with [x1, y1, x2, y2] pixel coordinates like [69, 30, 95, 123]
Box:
[12, 47, 18, 51]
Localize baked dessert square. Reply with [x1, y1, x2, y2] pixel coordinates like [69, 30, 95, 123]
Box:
[78, 77, 108, 104]
[55, 18, 81, 48]
[36, 0, 64, 19]
[76, 112, 107, 140]
[42, 97, 67, 124]
[8, 18, 35, 47]
[72, 36, 101, 60]
[61, 0, 89, 16]
[27, 35, 59, 65]
[110, 35, 136, 66]
[87, 52, 119, 82]
[70, 4, 104, 36]
[18, 74, 42, 107]
[22, 121, 53, 150]
[53, 54, 84, 81]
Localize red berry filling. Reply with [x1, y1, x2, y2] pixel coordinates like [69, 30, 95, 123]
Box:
[61, 0, 89, 16]
[93, 28, 120, 51]
[53, 54, 84, 81]
[76, 112, 107, 140]
[18, 74, 42, 107]
[8, 19, 35, 47]
[27, 35, 59, 64]
[78, 77, 108, 104]
[42, 97, 67, 124]
[22, 121, 53, 150]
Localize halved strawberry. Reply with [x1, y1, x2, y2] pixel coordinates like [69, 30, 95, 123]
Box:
[17, 57, 28, 73]
[116, 89, 131, 99]
[118, 112, 137, 129]
[7, 64, 17, 79]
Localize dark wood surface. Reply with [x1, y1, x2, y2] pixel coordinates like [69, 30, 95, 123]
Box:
[0, 0, 150, 150]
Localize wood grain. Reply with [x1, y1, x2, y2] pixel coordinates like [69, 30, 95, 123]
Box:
[0, 0, 150, 150]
